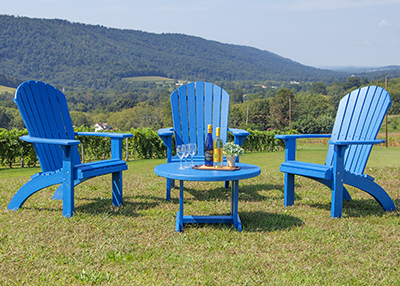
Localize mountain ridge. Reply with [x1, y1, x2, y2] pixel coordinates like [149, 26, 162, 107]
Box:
[1, 15, 397, 89]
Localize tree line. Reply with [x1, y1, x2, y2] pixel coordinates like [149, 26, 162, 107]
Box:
[1, 76, 400, 134]
[0, 127, 291, 168]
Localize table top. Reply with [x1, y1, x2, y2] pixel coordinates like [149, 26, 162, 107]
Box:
[154, 162, 261, 181]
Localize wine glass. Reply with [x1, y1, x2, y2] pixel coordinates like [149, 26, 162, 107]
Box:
[188, 143, 197, 167]
[176, 145, 186, 170]
[183, 144, 190, 168]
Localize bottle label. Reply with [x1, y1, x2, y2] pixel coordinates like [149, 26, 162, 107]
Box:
[214, 148, 222, 163]
[205, 150, 213, 162]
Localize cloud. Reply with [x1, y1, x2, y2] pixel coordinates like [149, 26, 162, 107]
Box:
[379, 19, 392, 27]
[279, 0, 400, 11]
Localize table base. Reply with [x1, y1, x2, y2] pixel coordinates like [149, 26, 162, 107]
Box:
[176, 180, 242, 232]
[176, 213, 242, 232]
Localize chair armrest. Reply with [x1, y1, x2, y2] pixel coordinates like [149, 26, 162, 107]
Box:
[75, 132, 133, 138]
[75, 132, 132, 160]
[275, 134, 331, 162]
[158, 128, 174, 162]
[228, 128, 249, 146]
[275, 134, 331, 140]
[157, 128, 174, 137]
[329, 139, 385, 146]
[20, 135, 80, 146]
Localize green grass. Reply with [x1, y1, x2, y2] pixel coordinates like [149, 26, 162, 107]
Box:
[0, 85, 16, 94]
[379, 114, 400, 133]
[122, 76, 176, 84]
[1, 146, 399, 285]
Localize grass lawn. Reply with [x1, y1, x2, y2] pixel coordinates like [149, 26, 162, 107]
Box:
[0, 145, 399, 285]
[0, 85, 16, 94]
[122, 76, 176, 84]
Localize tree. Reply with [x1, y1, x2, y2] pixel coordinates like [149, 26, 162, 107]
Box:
[297, 93, 335, 118]
[269, 88, 296, 130]
[311, 82, 327, 95]
[70, 111, 93, 127]
[230, 89, 244, 104]
[0, 107, 11, 129]
[228, 105, 244, 129]
[246, 99, 271, 131]
[343, 76, 361, 90]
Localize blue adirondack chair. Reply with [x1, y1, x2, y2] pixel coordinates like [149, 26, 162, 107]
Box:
[276, 85, 396, 218]
[7, 80, 133, 217]
[158, 81, 249, 201]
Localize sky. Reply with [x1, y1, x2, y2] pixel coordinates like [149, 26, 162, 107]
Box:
[1, 0, 400, 68]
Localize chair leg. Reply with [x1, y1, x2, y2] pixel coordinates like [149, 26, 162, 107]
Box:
[345, 173, 396, 212]
[166, 178, 172, 201]
[331, 181, 344, 218]
[8, 173, 63, 211]
[284, 173, 295, 206]
[112, 171, 123, 207]
[331, 168, 345, 218]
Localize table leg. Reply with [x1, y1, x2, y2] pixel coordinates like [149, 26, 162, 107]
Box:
[231, 180, 242, 231]
[176, 180, 184, 232]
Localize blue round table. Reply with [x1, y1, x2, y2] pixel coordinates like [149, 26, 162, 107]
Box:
[154, 162, 261, 232]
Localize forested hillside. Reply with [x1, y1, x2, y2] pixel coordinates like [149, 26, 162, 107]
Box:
[0, 15, 347, 89]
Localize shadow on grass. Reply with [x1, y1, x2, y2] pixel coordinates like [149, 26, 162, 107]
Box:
[241, 211, 303, 232]
[179, 183, 285, 203]
[310, 198, 400, 218]
[74, 195, 165, 217]
[183, 211, 303, 233]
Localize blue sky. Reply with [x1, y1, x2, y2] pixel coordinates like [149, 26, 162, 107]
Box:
[2, 0, 400, 68]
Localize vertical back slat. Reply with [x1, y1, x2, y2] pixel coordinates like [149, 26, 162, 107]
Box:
[204, 82, 213, 133]
[179, 85, 189, 144]
[220, 89, 230, 143]
[187, 82, 197, 144]
[212, 85, 222, 133]
[196, 82, 205, 156]
[170, 89, 182, 145]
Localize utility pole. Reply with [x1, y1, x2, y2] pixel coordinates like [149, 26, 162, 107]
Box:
[246, 105, 249, 125]
[289, 98, 292, 130]
[385, 75, 388, 148]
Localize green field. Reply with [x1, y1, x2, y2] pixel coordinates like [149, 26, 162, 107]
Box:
[0, 144, 399, 285]
[0, 85, 16, 94]
[379, 114, 400, 133]
[122, 76, 176, 84]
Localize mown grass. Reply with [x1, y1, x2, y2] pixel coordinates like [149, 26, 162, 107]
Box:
[0, 145, 399, 285]
[122, 76, 176, 84]
[0, 85, 16, 94]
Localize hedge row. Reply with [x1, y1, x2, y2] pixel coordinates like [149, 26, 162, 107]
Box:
[0, 127, 294, 168]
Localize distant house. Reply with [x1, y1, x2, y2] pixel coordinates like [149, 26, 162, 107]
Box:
[94, 122, 114, 132]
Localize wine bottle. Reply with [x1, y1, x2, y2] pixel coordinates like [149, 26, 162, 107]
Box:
[204, 124, 213, 166]
[213, 127, 223, 168]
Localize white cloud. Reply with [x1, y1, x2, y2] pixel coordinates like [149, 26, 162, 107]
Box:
[278, 0, 400, 11]
[379, 19, 392, 27]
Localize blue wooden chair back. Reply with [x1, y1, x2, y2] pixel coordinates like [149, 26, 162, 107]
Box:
[325, 85, 391, 175]
[14, 80, 81, 172]
[171, 81, 230, 157]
